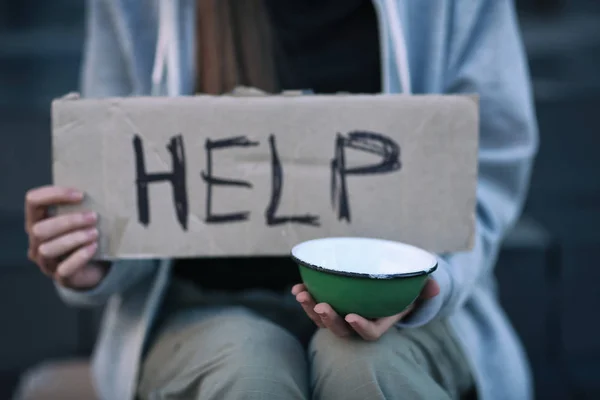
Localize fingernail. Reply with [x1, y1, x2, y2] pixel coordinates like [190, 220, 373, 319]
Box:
[69, 190, 83, 200]
[87, 228, 99, 239]
[56, 266, 68, 278]
[83, 211, 97, 222]
[87, 242, 98, 255]
[38, 244, 49, 257]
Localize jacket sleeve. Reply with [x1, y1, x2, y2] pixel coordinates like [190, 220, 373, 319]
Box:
[398, 0, 539, 327]
[55, 260, 160, 307]
[54, 0, 155, 308]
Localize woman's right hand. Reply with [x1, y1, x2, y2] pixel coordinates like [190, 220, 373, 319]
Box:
[25, 186, 110, 289]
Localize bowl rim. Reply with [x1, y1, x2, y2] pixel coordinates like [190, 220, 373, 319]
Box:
[290, 237, 438, 280]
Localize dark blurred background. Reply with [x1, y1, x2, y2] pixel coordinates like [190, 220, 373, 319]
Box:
[1, 1, 599, 399]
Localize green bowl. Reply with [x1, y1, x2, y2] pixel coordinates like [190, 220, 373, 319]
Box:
[291, 237, 437, 319]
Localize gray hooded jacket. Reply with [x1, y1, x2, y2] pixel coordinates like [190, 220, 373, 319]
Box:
[57, 1, 539, 399]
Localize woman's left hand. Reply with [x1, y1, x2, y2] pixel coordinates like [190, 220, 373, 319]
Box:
[291, 279, 440, 341]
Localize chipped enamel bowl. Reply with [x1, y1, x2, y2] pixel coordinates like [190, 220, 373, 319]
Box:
[291, 237, 437, 319]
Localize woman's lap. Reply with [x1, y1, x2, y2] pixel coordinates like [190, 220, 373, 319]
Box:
[138, 307, 309, 400]
[138, 284, 472, 400]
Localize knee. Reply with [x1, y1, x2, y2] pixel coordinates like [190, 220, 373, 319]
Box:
[219, 310, 305, 366]
[310, 329, 439, 400]
[310, 327, 414, 372]
[206, 311, 308, 397]
[140, 309, 309, 400]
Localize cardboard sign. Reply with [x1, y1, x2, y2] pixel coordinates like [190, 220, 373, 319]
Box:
[51, 92, 478, 259]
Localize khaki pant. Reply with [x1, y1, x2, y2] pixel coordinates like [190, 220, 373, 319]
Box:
[137, 280, 473, 400]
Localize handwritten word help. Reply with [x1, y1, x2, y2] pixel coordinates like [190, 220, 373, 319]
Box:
[132, 131, 401, 231]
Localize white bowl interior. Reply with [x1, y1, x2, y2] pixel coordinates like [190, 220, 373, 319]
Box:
[292, 237, 437, 276]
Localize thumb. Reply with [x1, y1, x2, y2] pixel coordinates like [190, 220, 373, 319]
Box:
[420, 279, 440, 300]
[57, 262, 109, 290]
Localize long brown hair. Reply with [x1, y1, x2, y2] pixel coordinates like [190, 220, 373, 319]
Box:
[195, 0, 279, 95]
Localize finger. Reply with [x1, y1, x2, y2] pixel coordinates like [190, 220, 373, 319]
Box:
[384, 303, 417, 326]
[395, 303, 416, 320]
[291, 283, 306, 296]
[346, 305, 415, 341]
[57, 260, 106, 290]
[420, 279, 440, 300]
[296, 291, 324, 328]
[314, 303, 352, 337]
[25, 186, 83, 231]
[55, 242, 98, 279]
[26, 186, 83, 208]
[38, 228, 98, 259]
[31, 212, 97, 242]
[345, 314, 382, 341]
